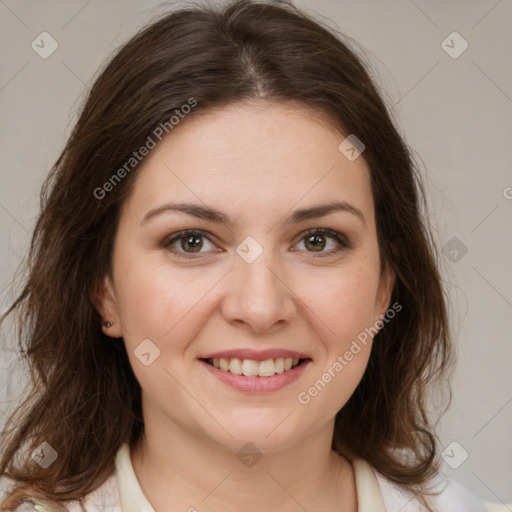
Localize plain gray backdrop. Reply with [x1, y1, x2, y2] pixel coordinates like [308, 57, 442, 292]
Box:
[0, 0, 511, 505]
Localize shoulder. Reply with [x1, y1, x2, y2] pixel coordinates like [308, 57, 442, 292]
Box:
[78, 472, 121, 512]
[0, 472, 121, 512]
[371, 464, 505, 512]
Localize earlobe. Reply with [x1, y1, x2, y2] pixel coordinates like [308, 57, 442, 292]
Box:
[91, 275, 123, 338]
[101, 319, 121, 338]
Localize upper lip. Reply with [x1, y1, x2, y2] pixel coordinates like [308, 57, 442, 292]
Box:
[199, 349, 311, 361]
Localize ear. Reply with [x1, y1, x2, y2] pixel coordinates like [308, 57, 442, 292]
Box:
[91, 274, 123, 338]
[374, 262, 396, 323]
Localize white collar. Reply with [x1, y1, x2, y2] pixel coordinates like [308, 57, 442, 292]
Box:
[114, 442, 387, 512]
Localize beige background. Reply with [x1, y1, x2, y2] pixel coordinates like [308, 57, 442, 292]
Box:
[0, 0, 511, 504]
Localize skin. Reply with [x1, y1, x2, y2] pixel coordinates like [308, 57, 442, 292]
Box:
[95, 100, 395, 511]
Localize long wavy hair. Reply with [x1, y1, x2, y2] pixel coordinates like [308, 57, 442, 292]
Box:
[0, 0, 453, 508]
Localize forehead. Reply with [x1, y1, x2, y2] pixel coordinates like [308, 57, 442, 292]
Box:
[122, 101, 374, 228]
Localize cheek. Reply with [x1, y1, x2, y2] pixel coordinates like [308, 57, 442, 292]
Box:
[113, 251, 219, 350]
[293, 261, 380, 409]
[302, 262, 381, 345]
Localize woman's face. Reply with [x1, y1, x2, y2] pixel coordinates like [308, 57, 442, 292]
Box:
[96, 101, 394, 452]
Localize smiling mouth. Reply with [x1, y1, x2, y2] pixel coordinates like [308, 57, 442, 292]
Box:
[202, 357, 308, 378]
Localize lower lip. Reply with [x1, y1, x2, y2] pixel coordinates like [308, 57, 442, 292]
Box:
[199, 359, 311, 392]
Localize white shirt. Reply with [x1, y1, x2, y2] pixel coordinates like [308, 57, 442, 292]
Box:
[1, 443, 507, 511]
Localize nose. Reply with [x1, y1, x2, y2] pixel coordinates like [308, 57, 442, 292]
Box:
[220, 249, 297, 334]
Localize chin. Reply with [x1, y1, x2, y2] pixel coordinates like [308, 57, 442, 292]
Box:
[203, 412, 311, 454]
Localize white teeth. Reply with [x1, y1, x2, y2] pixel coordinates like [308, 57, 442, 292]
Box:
[229, 357, 243, 375]
[208, 356, 303, 377]
[242, 359, 259, 376]
[258, 358, 276, 377]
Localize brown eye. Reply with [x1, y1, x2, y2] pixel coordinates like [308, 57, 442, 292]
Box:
[164, 230, 217, 257]
[294, 228, 350, 257]
[304, 233, 327, 252]
[180, 234, 203, 252]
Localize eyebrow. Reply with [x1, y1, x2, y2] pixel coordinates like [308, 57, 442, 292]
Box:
[140, 200, 366, 228]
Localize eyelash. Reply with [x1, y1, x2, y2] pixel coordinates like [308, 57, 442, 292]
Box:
[162, 228, 351, 259]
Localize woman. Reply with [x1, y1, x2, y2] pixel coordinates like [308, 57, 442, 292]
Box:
[0, 1, 504, 510]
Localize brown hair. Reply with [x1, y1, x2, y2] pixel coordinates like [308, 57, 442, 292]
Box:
[0, 0, 453, 508]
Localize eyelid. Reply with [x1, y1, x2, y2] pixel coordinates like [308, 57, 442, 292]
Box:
[163, 228, 351, 258]
[163, 229, 220, 257]
[292, 227, 351, 256]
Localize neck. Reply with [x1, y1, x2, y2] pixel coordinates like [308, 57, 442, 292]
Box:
[130, 410, 357, 512]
